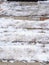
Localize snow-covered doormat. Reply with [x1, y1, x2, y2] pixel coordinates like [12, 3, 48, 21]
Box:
[0, 17, 49, 64]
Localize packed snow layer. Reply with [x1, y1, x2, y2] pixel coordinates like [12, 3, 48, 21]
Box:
[0, 43, 49, 63]
[0, 2, 49, 16]
[0, 2, 38, 16]
[0, 17, 49, 63]
[0, 18, 49, 43]
[0, 18, 49, 29]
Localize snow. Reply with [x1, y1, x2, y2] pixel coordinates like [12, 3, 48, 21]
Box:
[0, 2, 38, 16]
[0, 2, 49, 16]
[0, 43, 49, 63]
[0, 18, 49, 43]
[0, 18, 49, 29]
[0, 17, 49, 63]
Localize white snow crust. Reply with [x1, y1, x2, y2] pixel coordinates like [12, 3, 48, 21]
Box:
[0, 17, 49, 63]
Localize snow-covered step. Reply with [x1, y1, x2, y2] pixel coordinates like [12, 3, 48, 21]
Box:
[0, 2, 49, 17]
[0, 43, 49, 63]
[0, 18, 49, 29]
[0, 18, 49, 43]
[0, 2, 38, 16]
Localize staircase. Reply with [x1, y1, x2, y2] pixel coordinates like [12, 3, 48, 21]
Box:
[0, 1, 49, 65]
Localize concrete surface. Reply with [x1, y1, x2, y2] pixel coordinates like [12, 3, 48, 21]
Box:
[0, 62, 49, 65]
